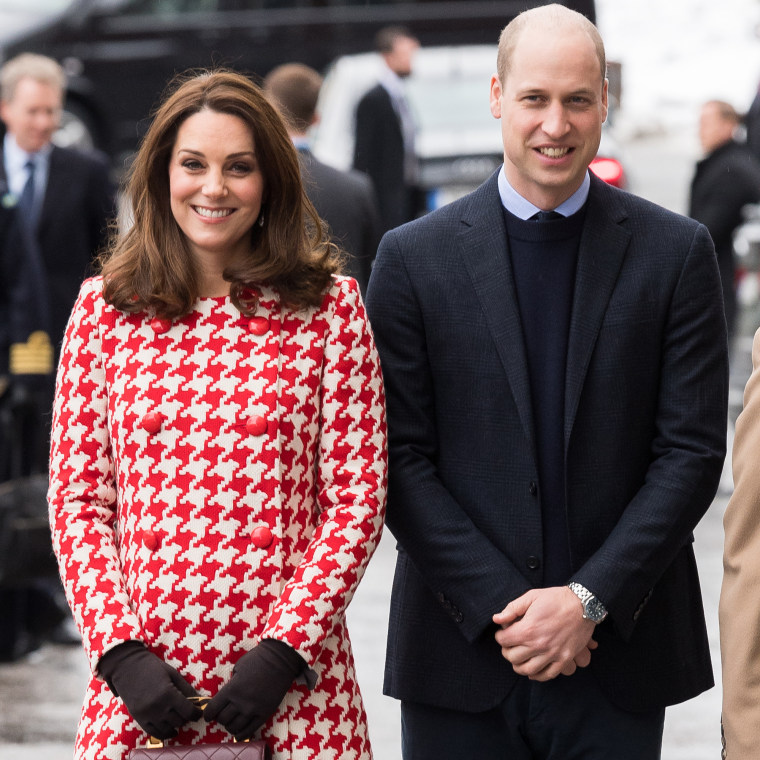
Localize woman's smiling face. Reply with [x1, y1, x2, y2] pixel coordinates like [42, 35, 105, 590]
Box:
[169, 108, 265, 270]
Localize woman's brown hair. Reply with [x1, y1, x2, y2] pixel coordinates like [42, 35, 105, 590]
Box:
[100, 68, 341, 318]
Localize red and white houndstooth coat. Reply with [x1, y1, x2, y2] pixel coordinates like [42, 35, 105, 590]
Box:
[48, 275, 387, 760]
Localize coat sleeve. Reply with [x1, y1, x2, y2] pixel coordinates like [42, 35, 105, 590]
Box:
[572, 221, 728, 638]
[720, 327, 760, 760]
[47, 278, 145, 672]
[366, 230, 532, 644]
[259, 278, 387, 667]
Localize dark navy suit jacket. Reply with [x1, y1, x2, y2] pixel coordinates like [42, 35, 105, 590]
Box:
[353, 83, 411, 235]
[366, 172, 728, 713]
[0, 144, 114, 372]
[298, 148, 381, 296]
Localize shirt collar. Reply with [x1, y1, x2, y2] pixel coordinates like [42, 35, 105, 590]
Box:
[4, 133, 53, 178]
[497, 165, 590, 219]
[378, 59, 406, 101]
[291, 135, 311, 152]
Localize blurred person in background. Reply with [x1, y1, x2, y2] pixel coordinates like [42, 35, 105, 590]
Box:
[353, 25, 423, 235]
[47, 69, 386, 759]
[366, 5, 728, 758]
[744, 80, 760, 162]
[264, 62, 381, 296]
[0, 52, 115, 660]
[689, 99, 760, 347]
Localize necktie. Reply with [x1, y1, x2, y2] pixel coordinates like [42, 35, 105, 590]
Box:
[531, 210, 563, 221]
[17, 158, 38, 233]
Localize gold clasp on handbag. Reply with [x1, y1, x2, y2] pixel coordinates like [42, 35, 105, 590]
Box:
[145, 696, 250, 747]
[146, 697, 211, 748]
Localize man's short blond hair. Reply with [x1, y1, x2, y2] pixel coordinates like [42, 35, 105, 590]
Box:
[704, 99, 740, 126]
[0, 53, 66, 103]
[496, 4, 606, 87]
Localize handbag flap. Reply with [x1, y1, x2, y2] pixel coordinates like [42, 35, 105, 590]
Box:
[127, 742, 271, 760]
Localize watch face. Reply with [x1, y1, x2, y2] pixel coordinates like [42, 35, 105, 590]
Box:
[585, 598, 607, 622]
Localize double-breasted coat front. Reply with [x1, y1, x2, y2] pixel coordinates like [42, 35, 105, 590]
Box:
[48, 275, 387, 760]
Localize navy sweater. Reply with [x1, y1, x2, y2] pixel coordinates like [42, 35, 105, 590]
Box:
[503, 207, 586, 586]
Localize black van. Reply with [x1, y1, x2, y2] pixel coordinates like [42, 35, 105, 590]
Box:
[0, 0, 596, 170]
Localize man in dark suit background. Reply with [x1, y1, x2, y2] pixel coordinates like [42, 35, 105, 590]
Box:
[353, 25, 422, 235]
[264, 62, 381, 295]
[0, 52, 115, 658]
[0, 54, 114, 392]
[689, 99, 760, 347]
[366, 5, 728, 758]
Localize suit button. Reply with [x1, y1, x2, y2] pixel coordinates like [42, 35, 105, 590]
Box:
[529, 481, 538, 496]
[149, 318, 171, 334]
[248, 316, 270, 336]
[246, 415, 268, 436]
[140, 411, 164, 434]
[453, 611, 464, 623]
[251, 526, 273, 549]
[142, 530, 159, 551]
[526, 556, 540, 570]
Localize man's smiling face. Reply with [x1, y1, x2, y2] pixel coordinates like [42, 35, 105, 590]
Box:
[489, 23, 608, 210]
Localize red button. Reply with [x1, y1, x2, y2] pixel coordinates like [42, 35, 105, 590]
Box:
[142, 530, 159, 551]
[150, 318, 171, 334]
[251, 526, 273, 549]
[246, 415, 268, 436]
[140, 411, 164, 434]
[248, 317, 270, 336]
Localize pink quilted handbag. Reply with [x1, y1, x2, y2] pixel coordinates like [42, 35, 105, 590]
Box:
[126, 698, 272, 760]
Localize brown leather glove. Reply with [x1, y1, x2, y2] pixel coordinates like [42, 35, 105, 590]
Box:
[98, 641, 203, 739]
[204, 638, 306, 740]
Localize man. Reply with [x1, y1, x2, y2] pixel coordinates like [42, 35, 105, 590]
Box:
[264, 62, 381, 296]
[353, 25, 422, 235]
[0, 53, 114, 457]
[0, 53, 114, 377]
[744, 82, 760, 162]
[365, 5, 728, 758]
[0, 53, 114, 658]
[689, 99, 760, 345]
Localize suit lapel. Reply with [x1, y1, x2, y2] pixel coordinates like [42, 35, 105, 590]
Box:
[38, 147, 64, 234]
[564, 177, 631, 448]
[459, 174, 536, 452]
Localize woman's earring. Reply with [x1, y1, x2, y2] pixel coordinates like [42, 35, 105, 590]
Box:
[258, 213, 265, 228]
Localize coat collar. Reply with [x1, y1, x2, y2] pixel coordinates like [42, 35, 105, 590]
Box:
[458, 171, 631, 453]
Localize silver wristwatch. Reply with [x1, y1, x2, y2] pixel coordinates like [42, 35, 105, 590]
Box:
[567, 582, 608, 623]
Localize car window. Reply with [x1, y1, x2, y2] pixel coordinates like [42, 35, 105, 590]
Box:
[3, 0, 73, 10]
[119, 0, 222, 13]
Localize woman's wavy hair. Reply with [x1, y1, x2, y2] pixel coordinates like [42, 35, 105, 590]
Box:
[100, 68, 341, 318]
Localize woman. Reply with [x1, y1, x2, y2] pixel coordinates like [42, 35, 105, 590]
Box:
[47, 69, 387, 760]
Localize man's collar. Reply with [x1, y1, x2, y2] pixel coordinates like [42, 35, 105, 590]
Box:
[497, 167, 590, 219]
[4, 132, 53, 167]
[291, 135, 311, 152]
[378, 60, 405, 100]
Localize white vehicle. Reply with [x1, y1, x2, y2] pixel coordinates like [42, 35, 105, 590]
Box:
[313, 45, 626, 211]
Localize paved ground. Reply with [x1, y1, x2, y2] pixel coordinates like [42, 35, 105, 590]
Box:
[0, 490, 734, 760]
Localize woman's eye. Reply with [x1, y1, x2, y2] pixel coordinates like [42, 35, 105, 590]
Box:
[182, 159, 203, 170]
